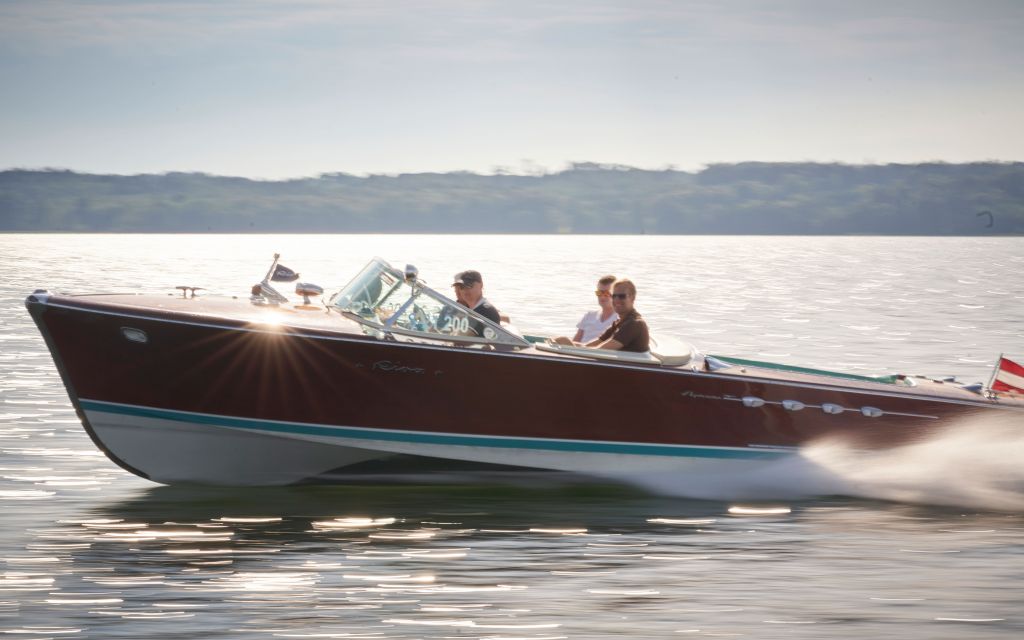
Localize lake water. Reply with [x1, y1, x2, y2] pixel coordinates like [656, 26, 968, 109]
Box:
[1, 234, 1023, 639]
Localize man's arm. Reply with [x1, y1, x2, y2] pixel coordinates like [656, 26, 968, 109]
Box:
[593, 338, 623, 350]
[594, 318, 640, 351]
[552, 334, 615, 348]
[553, 320, 621, 348]
[583, 321, 619, 348]
[581, 335, 622, 349]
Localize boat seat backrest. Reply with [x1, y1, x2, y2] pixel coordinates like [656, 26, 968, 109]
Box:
[648, 335, 696, 367]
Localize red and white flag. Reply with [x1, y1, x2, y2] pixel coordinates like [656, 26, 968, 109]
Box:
[991, 355, 1024, 395]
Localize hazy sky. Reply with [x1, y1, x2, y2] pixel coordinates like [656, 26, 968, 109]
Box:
[1, 0, 1022, 177]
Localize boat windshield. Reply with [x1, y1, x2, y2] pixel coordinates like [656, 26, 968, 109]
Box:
[330, 258, 529, 348]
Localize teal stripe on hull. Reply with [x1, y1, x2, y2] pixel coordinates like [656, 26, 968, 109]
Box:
[79, 399, 789, 461]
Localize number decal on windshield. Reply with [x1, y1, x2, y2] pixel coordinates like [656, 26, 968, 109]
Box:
[441, 315, 470, 334]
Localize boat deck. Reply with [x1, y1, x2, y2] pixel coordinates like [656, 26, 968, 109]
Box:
[31, 290, 1022, 409]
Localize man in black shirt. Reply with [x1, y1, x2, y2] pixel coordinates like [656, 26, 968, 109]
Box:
[452, 270, 501, 337]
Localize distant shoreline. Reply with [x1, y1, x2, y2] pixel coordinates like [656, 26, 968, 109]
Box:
[3, 162, 1022, 235]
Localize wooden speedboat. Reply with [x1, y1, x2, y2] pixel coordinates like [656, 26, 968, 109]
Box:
[25, 257, 1024, 486]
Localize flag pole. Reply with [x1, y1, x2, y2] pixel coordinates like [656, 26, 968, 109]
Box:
[263, 253, 281, 284]
[258, 253, 288, 304]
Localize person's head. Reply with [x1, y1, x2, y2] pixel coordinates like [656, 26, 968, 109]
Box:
[595, 274, 616, 310]
[610, 278, 636, 315]
[452, 270, 484, 305]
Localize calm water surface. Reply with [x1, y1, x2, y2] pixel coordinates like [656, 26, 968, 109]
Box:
[1, 234, 1023, 639]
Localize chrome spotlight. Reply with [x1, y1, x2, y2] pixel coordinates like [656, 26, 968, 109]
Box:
[295, 282, 324, 306]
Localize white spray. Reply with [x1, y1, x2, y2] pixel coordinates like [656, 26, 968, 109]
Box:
[611, 412, 1024, 510]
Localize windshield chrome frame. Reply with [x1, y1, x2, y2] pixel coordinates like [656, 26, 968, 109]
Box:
[331, 257, 530, 349]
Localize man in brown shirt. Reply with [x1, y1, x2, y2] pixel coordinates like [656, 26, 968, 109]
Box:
[553, 278, 650, 352]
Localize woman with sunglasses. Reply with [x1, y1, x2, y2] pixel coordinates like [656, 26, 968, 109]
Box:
[572, 274, 618, 343]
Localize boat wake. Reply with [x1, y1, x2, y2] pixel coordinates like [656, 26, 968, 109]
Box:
[803, 413, 1024, 510]
[612, 413, 1024, 511]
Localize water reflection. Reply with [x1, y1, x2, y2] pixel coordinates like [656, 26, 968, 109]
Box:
[8, 484, 725, 636]
[4, 235, 1024, 638]
[0, 482, 1022, 637]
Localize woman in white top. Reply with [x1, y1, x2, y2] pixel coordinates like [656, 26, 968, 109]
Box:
[572, 275, 618, 343]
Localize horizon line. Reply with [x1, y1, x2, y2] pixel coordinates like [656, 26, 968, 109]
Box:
[4, 159, 1023, 182]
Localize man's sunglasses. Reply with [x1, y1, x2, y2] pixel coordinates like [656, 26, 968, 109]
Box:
[594, 290, 611, 297]
[610, 293, 629, 300]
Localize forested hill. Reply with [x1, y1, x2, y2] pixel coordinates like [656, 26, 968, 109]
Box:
[2, 162, 1022, 234]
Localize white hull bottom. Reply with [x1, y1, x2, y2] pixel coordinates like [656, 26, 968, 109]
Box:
[83, 401, 791, 486]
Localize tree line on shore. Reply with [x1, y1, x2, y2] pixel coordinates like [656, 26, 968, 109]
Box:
[1, 161, 1021, 234]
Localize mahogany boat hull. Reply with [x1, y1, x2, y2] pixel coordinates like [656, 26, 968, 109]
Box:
[25, 291, 1015, 486]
